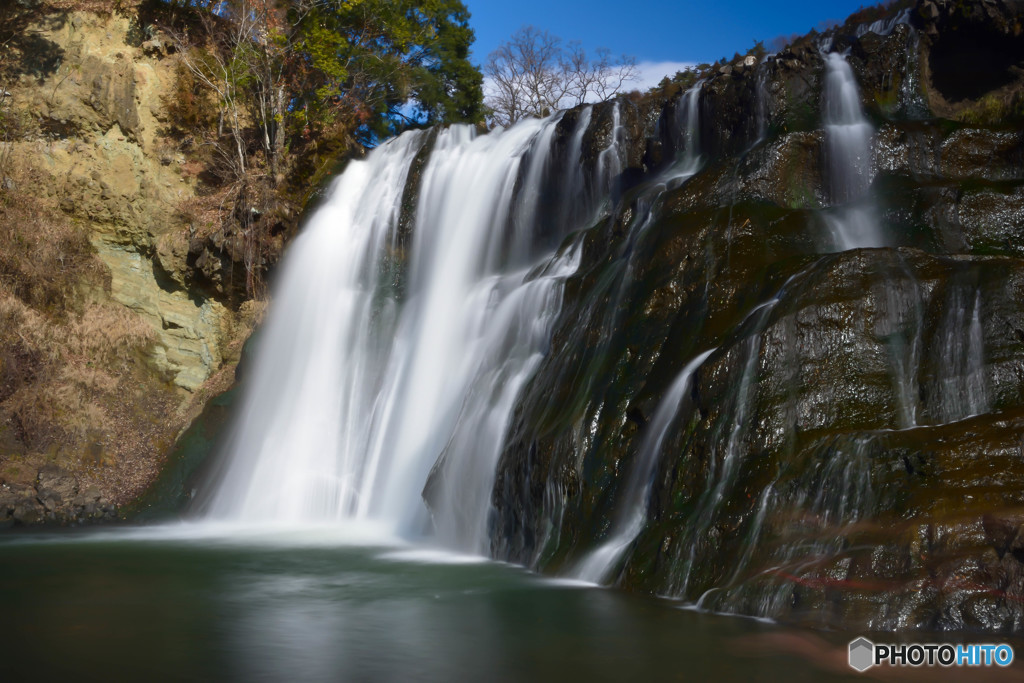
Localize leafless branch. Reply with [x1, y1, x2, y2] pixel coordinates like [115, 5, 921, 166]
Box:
[484, 26, 639, 128]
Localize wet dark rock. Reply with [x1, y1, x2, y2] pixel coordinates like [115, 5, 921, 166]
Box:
[72, 485, 101, 508]
[485, 0, 1024, 634]
[0, 466, 119, 526]
[36, 488, 60, 511]
[12, 499, 43, 525]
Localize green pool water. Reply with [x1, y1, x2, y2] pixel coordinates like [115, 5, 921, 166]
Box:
[0, 524, 1007, 682]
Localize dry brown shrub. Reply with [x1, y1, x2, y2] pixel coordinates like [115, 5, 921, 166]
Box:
[177, 185, 231, 240]
[0, 157, 103, 314]
[0, 289, 154, 448]
[62, 302, 155, 361]
[7, 379, 109, 448]
[41, 1, 139, 13]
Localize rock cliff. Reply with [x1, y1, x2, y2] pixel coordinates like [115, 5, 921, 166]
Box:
[485, 0, 1024, 632]
[0, 8, 261, 523]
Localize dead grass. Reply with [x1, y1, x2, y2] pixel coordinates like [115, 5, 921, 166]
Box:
[41, 1, 140, 12]
[0, 158, 102, 314]
[0, 154, 186, 502]
[0, 3, 267, 508]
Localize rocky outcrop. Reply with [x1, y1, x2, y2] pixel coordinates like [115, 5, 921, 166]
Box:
[0, 9, 258, 519]
[916, 0, 1024, 110]
[8, 11, 241, 391]
[486, 0, 1024, 632]
[0, 464, 117, 526]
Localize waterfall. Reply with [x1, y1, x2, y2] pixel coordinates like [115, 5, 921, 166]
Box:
[819, 7, 912, 52]
[900, 28, 930, 119]
[754, 69, 769, 145]
[677, 333, 761, 596]
[875, 259, 924, 429]
[574, 349, 716, 584]
[933, 288, 990, 424]
[195, 113, 594, 550]
[671, 83, 704, 180]
[597, 101, 625, 188]
[821, 52, 884, 251]
[854, 8, 912, 39]
[557, 105, 594, 230]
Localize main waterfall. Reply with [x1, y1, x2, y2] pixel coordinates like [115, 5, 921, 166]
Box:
[195, 114, 609, 550]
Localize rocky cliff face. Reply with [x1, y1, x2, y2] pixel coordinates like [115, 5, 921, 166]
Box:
[487, 0, 1024, 632]
[0, 9, 261, 524]
[15, 11, 245, 391]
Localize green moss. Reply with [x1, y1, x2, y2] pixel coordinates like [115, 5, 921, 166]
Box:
[783, 87, 818, 133]
[956, 91, 1024, 127]
[873, 79, 902, 117]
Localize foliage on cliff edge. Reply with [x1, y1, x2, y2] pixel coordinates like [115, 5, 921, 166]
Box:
[150, 0, 484, 300]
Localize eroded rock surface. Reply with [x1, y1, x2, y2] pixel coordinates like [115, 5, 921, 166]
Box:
[484, 0, 1024, 633]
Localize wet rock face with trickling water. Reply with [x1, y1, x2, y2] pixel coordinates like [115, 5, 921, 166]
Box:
[488, 0, 1024, 632]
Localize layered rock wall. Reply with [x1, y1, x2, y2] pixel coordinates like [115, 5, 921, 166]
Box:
[489, 0, 1024, 632]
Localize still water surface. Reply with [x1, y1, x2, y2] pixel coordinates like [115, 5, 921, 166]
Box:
[0, 524, 1006, 682]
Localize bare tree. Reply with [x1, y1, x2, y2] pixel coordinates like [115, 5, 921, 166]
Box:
[484, 26, 639, 128]
[164, 0, 303, 185]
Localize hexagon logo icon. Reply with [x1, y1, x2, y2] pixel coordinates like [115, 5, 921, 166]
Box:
[849, 637, 875, 672]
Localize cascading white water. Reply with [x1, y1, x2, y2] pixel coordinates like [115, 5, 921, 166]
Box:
[196, 132, 427, 525]
[822, 52, 884, 251]
[818, 7, 912, 52]
[673, 83, 703, 179]
[677, 333, 761, 596]
[556, 106, 594, 230]
[197, 113, 596, 550]
[873, 258, 924, 429]
[935, 288, 990, 423]
[854, 7, 912, 39]
[754, 69, 769, 145]
[574, 349, 716, 583]
[596, 101, 628, 202]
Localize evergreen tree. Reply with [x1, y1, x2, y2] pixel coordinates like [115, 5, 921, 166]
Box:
[289, 0, 485, 144]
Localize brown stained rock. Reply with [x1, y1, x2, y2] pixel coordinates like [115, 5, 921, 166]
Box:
[72, 486, 101, 507]
[982, 512, 1024, 557]
[36, 464, 78, 501]
[484, 1, 1024, 635]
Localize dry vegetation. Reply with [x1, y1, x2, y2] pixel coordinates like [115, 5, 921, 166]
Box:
[0, 157, 182, 502]
[0, 1, 271, 509]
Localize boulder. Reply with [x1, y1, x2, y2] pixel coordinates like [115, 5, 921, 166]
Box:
[36, 464, 77, 501]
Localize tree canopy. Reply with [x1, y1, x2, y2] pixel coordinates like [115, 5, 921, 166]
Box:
[149, 0, 485, 295]
[165, 0, 484, 182]
[289, 0, 485, 142]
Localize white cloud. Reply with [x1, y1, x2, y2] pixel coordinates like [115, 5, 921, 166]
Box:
[629, 61, 698, 92]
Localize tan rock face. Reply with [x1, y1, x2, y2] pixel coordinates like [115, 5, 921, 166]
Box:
[10, 10, 239, 392]
[93, 240, 232, 391]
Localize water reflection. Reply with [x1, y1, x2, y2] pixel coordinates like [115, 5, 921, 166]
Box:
[0, 529, 1018, 681]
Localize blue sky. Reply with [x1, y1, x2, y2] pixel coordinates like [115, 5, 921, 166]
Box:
[463, 1, 882, 89]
